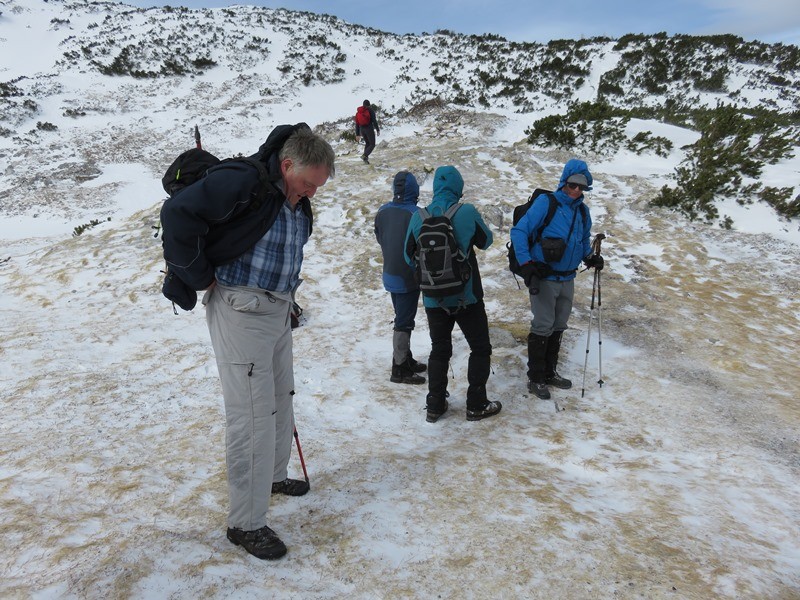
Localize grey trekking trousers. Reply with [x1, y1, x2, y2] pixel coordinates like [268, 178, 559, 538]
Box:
[529, 278, 574, 337]
[205, 284, 295, 531]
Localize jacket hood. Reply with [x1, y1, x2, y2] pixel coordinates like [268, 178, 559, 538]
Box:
[392, 171, 420, 205]
[557, 158, 593, 191]
[431, 166, 464, 206]
[254, 122, 310, 177]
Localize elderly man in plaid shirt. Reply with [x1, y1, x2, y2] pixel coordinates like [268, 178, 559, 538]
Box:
[161, 124, 335, 560]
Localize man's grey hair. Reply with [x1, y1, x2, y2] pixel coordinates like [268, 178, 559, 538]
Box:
[279, 127, 336, 177]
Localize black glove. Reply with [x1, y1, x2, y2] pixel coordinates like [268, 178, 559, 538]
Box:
[162, 269, 197, 311]
[519, 261, 552, 288]
[583, 254, 604, 271]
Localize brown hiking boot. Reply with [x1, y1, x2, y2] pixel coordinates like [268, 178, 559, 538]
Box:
[466, 400, 502, 421]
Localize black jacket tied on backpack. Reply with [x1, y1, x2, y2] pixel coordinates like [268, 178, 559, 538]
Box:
[160, 123, 313, 311]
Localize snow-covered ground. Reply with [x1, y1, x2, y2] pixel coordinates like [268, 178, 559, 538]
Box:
[1, 1, 799, 598]
[2, 110, 799, 598]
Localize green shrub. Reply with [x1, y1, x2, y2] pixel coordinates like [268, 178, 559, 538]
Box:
[73, 217, 111, 237]
[654, 104, 800, 221]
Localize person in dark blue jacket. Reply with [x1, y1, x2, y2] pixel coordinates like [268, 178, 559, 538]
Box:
[510, 158, 604, 399]
[375, 171, 427, 385]
[404, 166, 502, 423]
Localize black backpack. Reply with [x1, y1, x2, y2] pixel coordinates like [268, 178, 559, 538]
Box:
[162, 148, 221, 197]
[506, 189, 587, 274]
[161, 148, 274, 200]
[414, 203, 470, 298]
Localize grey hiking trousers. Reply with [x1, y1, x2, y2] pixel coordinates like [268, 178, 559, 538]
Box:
[529, 278, 574, 337]
[204, 284, 296, 531]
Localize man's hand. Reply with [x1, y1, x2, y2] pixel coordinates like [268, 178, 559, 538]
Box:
[583, 255, 604, 271]
[519, 261, 551, 287]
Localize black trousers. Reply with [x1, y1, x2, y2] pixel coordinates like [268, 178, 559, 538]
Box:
[425, 302, 492, 410]
[362, 127, 376, 158]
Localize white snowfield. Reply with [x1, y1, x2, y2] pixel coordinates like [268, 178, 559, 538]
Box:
[1, 1, 799, 598]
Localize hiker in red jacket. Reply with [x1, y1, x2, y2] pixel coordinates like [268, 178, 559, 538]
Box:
[355, 99, 380, 164]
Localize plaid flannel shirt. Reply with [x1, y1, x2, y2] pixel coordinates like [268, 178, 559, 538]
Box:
[215, 200, 310, 293]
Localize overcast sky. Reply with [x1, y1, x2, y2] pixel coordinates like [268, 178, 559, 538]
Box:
[122, 0, 800, 45]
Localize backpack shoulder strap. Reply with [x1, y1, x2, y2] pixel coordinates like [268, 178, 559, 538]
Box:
[417, 207, 430, 220]
[535, 194, 559, 242]
[443, 202, 462, 219]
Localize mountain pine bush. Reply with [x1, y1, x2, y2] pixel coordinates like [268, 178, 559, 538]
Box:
[654, 104, 800, 221]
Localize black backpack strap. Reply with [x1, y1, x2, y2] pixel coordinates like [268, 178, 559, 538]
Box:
[534, 193, 559, 243]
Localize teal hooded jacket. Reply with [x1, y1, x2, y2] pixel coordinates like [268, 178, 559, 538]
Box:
[403, 166, 493, 309]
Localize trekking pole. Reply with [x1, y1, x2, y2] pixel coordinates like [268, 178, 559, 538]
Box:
[581, 233, 606, 397]
[194, 124, 201, 149]
[581, 268, 597, 398]
[293, 426, 310, 487]
[596, 267, 604, 388]
[592, 234, 606, 389]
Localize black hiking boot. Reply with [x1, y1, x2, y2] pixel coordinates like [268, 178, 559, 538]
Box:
[426, 399, 449, 423]
[466, 400, 502, 421]
[391, 360, 426, 385]
[361, 154, 369, 164]
[227, 525, 287, 560]
[528, 380, 551, 399]
[271, 478, 310, 496]
[407, 355, 427, 373]
[545, 371, 572, 389]
[426, 392, 449, 423]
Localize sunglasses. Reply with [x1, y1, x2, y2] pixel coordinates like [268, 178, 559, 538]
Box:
[566, 182, 588, 191]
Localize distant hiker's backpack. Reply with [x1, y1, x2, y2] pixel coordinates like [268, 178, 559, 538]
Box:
[355, 106, 371, 126]
[506, 189, 587, 275]
[414, 203, 471, 298]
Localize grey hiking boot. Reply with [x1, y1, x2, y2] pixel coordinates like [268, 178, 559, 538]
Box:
[227, 525, 287, 560]
[466, 400, 502, 421]
[545, 372, 572, 389]
[528, 380, 551, 399]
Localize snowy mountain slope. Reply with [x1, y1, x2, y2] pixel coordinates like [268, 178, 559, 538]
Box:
[3, 0, 800, 233]
[1, 0, 799, 598]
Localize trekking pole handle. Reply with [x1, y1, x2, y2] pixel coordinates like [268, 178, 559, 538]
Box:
[591, 233, 606, 256]
[194, 124, 202, 149]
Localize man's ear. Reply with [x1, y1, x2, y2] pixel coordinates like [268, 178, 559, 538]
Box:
[280, 158, 293, 176]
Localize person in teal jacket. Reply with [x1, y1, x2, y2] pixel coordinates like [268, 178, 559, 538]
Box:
[404, 166, 502, 423]
[510, 158, 604, 399]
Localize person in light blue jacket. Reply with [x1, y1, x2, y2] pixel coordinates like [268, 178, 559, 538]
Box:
[510, 158, 604, 400]
[404, 166, 502, 424]
[375, 171, 427, 385]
